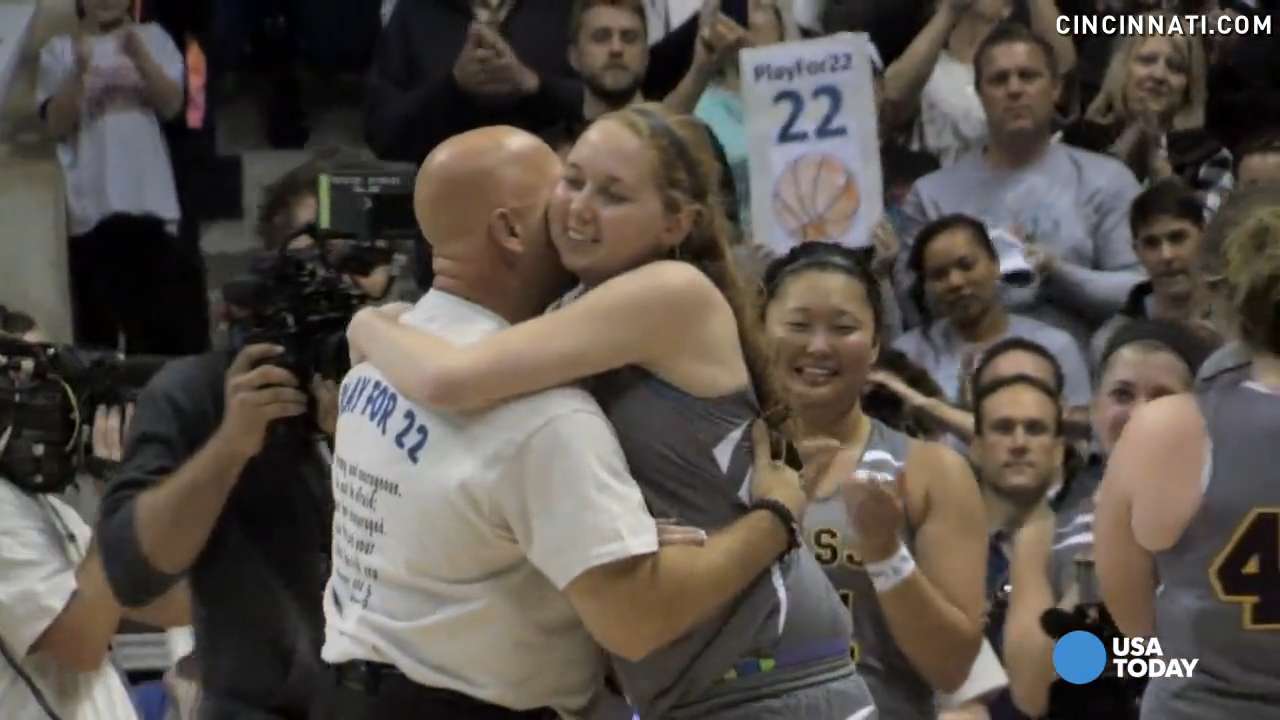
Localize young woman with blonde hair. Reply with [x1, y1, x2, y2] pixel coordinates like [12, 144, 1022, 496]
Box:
[1063, 13, 1233, 216]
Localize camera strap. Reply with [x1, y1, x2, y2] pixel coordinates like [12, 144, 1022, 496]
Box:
[0, 633, 63, 720]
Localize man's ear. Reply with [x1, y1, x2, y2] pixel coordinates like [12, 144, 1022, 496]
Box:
[489, 208, 525, 259]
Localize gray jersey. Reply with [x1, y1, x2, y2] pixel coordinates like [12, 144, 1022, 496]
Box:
[593, 368, 855, 719]
[1195, 340, 1251, 391]
[1142, 382, 1280, 720]
[802, 420, 937, 719]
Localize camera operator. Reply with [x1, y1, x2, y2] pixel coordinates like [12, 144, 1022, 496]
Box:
[1, 309, 190, 720]
[93, 169, 367, 717]
[96, 336, 339, 719]
[255, 156, 422, 306]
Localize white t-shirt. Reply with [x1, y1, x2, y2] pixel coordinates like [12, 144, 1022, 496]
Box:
[0, 481, 138, 720]
[912, 52, 988, 167]
[36, 24, 183, 236]
[322, 291, 659, 719]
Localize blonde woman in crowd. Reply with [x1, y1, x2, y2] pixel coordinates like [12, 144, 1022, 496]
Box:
[1063, 13, 1234, 216]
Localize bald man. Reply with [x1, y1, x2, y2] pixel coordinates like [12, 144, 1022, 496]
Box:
[321, 127, 824, 719]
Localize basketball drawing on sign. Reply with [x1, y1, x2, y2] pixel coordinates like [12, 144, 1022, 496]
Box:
[772, 153, 861, 244]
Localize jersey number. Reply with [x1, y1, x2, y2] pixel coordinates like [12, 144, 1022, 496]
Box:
[1210, 509, 1280, 630]
[773, 85, 849, 144]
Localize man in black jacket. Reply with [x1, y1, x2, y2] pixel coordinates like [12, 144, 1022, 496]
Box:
[365, 0, 746, 163]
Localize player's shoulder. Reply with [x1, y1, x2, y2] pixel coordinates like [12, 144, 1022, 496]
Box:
[600, 260, 723, 313]
[905, 435, 975, 490]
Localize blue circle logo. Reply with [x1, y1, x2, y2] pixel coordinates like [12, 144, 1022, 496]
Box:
[1052, 631, 1107, 684]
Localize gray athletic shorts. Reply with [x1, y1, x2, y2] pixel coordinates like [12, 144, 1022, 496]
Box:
[671, 674, 878, 720]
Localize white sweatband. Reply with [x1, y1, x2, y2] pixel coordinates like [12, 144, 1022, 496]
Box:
[865, 543, 917, 593]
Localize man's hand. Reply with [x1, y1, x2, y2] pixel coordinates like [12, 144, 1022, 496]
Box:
[693, 0, 749, 71]
[215, 344, 307, 460]
[453, 23, 538, 99]
[474, 23, 539, 96]
[311, 376, 339, 437]
[453, 23, 502, 95]
[91, 403, 134, 462]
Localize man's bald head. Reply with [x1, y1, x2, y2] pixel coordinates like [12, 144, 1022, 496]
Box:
[414, 127, 562, 248]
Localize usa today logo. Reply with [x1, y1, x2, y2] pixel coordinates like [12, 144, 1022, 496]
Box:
[1052, 632, 1199, 683]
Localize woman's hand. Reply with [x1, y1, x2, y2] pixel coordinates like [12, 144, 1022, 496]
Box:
[347, 302, 413, 366]
[842, 469, 907, 563]
[871, 218, 901, 278]
[867, 368, 920, 404]
[1022, 242, 1058, 277]
[751, 421, 853, 520]
[656, 518, 708, 547]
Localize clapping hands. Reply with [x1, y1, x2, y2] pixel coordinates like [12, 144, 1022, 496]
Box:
[453, 23, 539, 100]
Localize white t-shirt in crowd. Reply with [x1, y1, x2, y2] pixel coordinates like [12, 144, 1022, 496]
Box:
[36, 23, 183, 237]
[321, 291, 660, 719]
[0, 481, 138, 720]
[912, 52, 988, 168]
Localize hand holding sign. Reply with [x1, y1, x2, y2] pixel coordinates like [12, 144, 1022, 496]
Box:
[693, 0, 749, 71]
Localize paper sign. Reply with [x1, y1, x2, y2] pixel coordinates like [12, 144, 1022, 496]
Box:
[741, 33, 883, 253]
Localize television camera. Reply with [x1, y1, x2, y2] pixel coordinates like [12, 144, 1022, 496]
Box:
[0, 338, 167, 493]
[222, 165, 417, 440]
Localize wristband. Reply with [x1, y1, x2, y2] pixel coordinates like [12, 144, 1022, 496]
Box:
[750, 498, 801, 553]
[865, 543, 916, 593]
